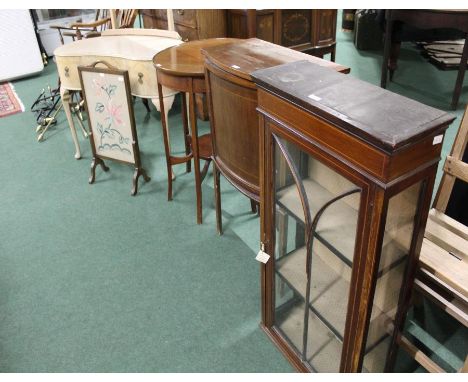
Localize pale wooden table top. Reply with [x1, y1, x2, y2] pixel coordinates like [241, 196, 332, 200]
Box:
[54, 29, 184, 61]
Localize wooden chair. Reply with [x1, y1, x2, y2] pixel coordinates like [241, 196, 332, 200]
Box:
[51, 10, 110, 44]
[111, 9, 139, 29]
[397, 104, 468, 372]
[51, 9, 138, 43]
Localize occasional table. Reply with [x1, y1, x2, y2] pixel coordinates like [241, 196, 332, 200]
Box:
[54, 28, 183, 159]
[153, 38, 240, 224]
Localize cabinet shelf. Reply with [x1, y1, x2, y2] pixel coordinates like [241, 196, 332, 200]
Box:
[276, 246, 398, 351]
[276, 300, 392, 372]
[276, 178, 408, 276]
[276, 301, 343, 372]
[277, 178, 358, 266]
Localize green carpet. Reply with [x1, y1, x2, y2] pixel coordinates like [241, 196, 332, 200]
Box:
[0, 11, 466, 372]
[0, 62, 292, 373]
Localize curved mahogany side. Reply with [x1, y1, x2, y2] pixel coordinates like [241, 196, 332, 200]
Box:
[205, 57, 261, 202]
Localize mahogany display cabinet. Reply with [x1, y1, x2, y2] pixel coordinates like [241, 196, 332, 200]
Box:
[251, 61, 455, 372]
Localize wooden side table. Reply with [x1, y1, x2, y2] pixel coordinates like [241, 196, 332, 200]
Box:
[153, 38, 240, 224]
[380, 9, 468, 110]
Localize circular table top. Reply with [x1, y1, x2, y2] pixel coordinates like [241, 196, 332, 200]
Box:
[153, 38, 241, 77]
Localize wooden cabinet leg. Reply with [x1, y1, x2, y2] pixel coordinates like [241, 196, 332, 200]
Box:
[152, 93, 176, 182]
[155, 90, 174, 199]
[188, 90, 203, 224]
[182, 92, 191, 173]
[213, 163, 222, 235]
[60, 86, 81, 159]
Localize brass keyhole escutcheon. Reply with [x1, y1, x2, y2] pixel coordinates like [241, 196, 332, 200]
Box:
[64, 66, 69, 77]
[138, 72, 144, 84]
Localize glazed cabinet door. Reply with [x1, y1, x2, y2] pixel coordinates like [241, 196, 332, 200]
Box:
[362, 180, 425, 372]
[261, 124, 430, 372]
[264, 131, 365, 372]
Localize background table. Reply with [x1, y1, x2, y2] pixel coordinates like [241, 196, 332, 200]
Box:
[54, 28, 183, 159]
[153, 38, 240, 224]
[380, 9, 468, 110]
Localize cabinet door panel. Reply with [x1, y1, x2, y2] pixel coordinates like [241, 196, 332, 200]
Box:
[362, 181, 423, 372]
[257, 14, 275, 43]
[314, 9, 337, 46]
[273, 134, 362, 371]
[281, 10, 312, 47]
[173, 9, 197, 28]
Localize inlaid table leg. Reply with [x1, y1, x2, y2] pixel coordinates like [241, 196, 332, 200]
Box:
[213, 162, 222, 235]
[151, 94, 176, 151]
[60, 86, 81, 159]
[188, 90, 203, 224]
[152, 93, 176, 181]
[155, 88, 178, 200]
[182, 92, 192, 173]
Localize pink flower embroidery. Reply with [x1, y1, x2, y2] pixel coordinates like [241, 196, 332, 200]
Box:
[92, 79, 104, 96]
[106, 100, 123, 125]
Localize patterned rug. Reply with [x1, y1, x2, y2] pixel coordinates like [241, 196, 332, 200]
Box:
[0, 82, 24, 118]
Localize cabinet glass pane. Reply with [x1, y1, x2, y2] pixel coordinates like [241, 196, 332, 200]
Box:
[273, 135, 362, 372]
[362, 181, 422, 372]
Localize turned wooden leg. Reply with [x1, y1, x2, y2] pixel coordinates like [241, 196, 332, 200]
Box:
[60, 86, 81, 159]
[213, 163, 222, 235]
[152, 93, 177, 181]
[182, 92, 191, 173]
[152, 94, 176, 155]
[155, 90, 175, 200]
[188, 91, 203, 224]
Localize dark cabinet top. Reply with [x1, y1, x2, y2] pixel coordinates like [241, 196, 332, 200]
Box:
[251, 60, 455, 152]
